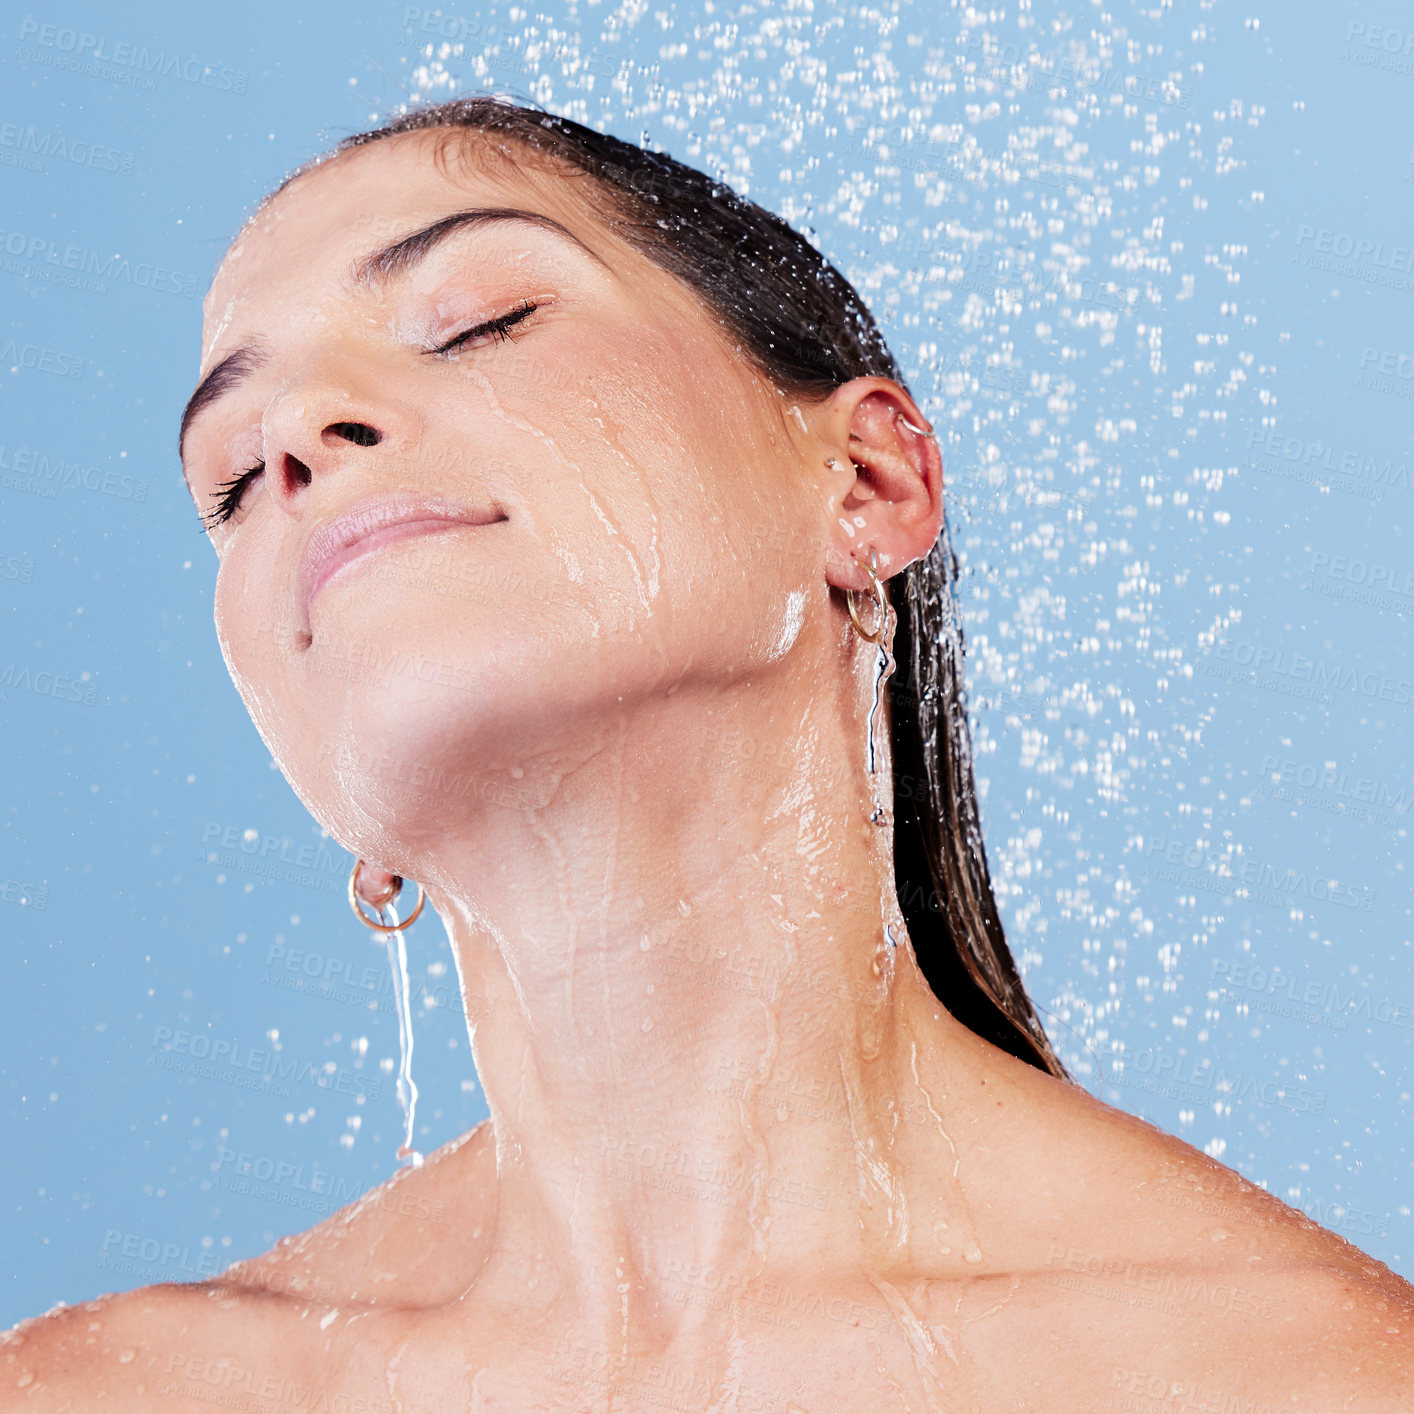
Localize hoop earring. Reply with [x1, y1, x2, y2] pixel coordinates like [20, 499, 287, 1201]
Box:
[845, 552, 888, 644]
[348, 859, 426, 933]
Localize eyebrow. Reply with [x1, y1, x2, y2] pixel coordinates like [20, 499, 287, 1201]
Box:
[178, 342, 269, 476]
[177, 208, 607, 474]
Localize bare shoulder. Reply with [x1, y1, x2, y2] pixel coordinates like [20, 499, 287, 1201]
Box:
[985, 1045, 1403, 1271]
[0, 1281, 308, 1412]
[0, 1121, 498, 1410]
[1090, 1258, 1414, 1412]
[212, 1116, 497, 1308]
[978, 1054, 1414, 1405]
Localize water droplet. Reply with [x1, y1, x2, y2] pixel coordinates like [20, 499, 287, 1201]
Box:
[117, 1350, 135, 1365]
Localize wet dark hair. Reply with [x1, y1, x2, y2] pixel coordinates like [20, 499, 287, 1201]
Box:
[272, 95, 1070, 1082]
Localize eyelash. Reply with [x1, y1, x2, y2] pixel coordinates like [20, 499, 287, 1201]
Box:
[199, 300, 542, 533]
[432, 298, 540, 356]
[199, 462, 266, 533]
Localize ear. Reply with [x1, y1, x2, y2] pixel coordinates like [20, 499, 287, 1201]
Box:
[815, 378, 943, 594]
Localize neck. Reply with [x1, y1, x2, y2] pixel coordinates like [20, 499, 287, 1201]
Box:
[408, 665, 1002, 1348]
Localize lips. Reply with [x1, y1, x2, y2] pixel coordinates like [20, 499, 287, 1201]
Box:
[296, 494, 507, 628]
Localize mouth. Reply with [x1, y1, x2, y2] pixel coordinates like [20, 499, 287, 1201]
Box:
[296, 494, 508, 634]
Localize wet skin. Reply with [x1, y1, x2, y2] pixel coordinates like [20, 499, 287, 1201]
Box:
[4, 130, 1413, 1410]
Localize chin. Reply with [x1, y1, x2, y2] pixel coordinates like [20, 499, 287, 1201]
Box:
[269, 631, 582, 862]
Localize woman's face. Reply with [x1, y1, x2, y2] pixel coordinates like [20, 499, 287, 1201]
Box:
[183, 132, 843, 868]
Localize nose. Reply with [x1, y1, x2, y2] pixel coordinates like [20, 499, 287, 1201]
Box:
[260, 375, 412, 515]
[267, 416, 382, 503]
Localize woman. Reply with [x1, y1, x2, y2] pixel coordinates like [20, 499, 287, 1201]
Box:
[5, 96, 1411, 1410]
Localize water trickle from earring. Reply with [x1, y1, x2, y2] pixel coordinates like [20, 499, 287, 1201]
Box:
[381, 910, 423, 1166]
[348, 862, 427, 1165]
[857, 549, 898, 829]
[360, 885, 422, 1167]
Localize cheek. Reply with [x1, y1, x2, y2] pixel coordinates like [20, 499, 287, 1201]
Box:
[212, 543, 288, 709]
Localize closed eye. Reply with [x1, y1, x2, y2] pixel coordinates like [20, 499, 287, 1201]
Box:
[200, 462, 265, 533]
[431, 299, 541, 356]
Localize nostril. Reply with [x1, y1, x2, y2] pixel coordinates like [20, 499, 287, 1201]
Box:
[326, 421, 381, 448]
[282, 453, 313, 489]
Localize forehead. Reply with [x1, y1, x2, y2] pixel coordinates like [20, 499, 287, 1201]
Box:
[199, 131, 624, 369]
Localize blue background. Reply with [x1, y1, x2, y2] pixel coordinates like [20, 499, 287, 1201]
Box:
[3, 0, 1412, 1322]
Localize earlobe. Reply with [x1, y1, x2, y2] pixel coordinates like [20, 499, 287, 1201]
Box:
[844, 549, 890, 645]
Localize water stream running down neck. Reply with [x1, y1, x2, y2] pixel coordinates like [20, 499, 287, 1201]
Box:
[865, 599, 900, 830]
[368, 897, 423, 1167]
